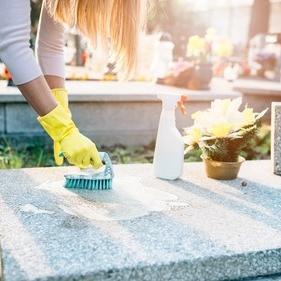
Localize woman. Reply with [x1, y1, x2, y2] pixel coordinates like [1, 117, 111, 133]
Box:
[0, 0, 143, 168]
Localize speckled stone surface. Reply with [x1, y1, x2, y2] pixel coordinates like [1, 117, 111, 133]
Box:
[0, 242, 3, 281]
[0, 160, 281, 281]
[272, 103, 281, 175]
[240, 275, 281, 281]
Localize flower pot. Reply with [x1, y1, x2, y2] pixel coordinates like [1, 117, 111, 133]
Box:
[188, 62, 213, 90]
[202, 156, 245, 180]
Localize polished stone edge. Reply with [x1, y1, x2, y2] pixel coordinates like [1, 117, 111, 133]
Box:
[271, 102, 281, 175]
[0, 241, 3, 281]
[236, 274, 281, 281]
[22, 248, 280, 281]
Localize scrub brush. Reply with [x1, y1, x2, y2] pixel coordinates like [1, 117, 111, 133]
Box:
[64, 152, 114, 190]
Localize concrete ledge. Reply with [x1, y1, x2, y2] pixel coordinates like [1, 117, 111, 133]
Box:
[0, 81, 240, 146]
[6, 104, 40, 134]
[0, 81, 240, 102]
[0, 105, 4, 134]
[0, 160, 281, 281]
[233, 79, 281, 121]
[233, 79, 281, 96]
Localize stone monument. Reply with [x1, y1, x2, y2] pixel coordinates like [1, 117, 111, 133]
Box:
[272, 102, 281, 175]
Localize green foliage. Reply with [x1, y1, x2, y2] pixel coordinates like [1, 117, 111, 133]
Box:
[200, 124, 258, 162]
[241, 124, 271, 160]
[0, 128, 271, 169]
[0, 145, 23, 169]
[101, 143, 155, 164]
[31, 0, 42, 31]
[184, 124, 271, 162]
[184, 148, 202, 162]
[0, 139, 156, 169]
[0, 138, 54, 169]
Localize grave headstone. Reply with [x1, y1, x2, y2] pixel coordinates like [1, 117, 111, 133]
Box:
[271, 102, 281, 175]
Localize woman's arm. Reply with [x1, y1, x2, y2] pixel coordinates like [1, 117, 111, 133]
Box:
[0, 0, 102, 169]
[36, 3, 65, 89]
[0, 0, 57, 116]
[18, 77, 57, 115]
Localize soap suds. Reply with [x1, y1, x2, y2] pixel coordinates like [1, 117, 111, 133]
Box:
[20, 204, 54, 215]
[35, 176, 189, 221]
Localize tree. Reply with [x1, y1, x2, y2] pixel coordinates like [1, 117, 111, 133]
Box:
[31, 0, 42, 33]
[248, 0, 270, 41]
[147, 0, 207, 58]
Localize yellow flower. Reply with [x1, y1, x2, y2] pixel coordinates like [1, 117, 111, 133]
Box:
[211, 99, 231, 115]
[190, 127, 202, 143]
[214, 38, 233, 57]
[191, 111, 203, 120]
[191, 110, 210, 129]
[210, 123, 232, 138]
[184, 127, 202, 145]
[205, 28, 216, 41]
[187, 35, 205, 57]
[243, 108, 255, 126]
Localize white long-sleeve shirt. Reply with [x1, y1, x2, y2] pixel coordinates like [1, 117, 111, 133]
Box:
[0, 0, 65, 85]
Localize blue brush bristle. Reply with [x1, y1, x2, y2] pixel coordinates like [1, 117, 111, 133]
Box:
[64, 178, 112, 190]
[64, 152, 114, 190]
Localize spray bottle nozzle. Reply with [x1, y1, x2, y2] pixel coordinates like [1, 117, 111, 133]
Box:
[177, 96, 188, 115]
[158, 94, 182, 110]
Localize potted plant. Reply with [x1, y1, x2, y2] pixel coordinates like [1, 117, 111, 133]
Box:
[183, 98, 267, 180]
[186, 34, 213, 90]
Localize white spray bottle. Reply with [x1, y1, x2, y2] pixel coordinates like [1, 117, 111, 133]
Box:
[153, 94, 184, 180]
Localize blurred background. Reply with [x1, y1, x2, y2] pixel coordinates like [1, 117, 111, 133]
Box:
[2, 0, 281, 84]
[0, 0, 276, 167]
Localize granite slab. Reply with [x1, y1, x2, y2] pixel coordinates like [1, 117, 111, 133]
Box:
[0, 242, 3, 281]
[0, 160, 281, 281]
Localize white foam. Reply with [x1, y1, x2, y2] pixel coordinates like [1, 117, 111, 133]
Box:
[34, 176, 189, 221]
[20, 204, 54, 215]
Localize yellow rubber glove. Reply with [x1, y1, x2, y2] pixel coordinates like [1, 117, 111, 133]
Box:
[51, 88, 71, 165]
[51, 88, 70, 113]
[38, 104, 103, 169]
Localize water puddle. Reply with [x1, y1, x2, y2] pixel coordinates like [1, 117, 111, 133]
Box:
[34, 176, 189, 221]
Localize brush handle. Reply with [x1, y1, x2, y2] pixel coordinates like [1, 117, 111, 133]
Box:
[99, 152, 114, 178]
[60, 151, 114, 178]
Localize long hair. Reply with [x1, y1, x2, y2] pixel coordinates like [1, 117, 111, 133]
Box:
[46, 0, 146, 78]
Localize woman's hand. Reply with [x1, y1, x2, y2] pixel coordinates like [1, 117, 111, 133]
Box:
[38, 103, 103, 169]
[50, 88, 71, 165]
[60, 131, 102, 168]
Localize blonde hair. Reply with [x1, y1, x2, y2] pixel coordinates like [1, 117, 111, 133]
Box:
[46, 0, 146, 78]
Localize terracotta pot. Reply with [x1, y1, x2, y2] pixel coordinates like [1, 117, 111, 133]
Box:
[188, 62, 213, 90]
[202, 156, 245, 180]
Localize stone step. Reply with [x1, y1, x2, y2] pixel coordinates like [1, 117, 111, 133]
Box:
[0, 160, 281, 281]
